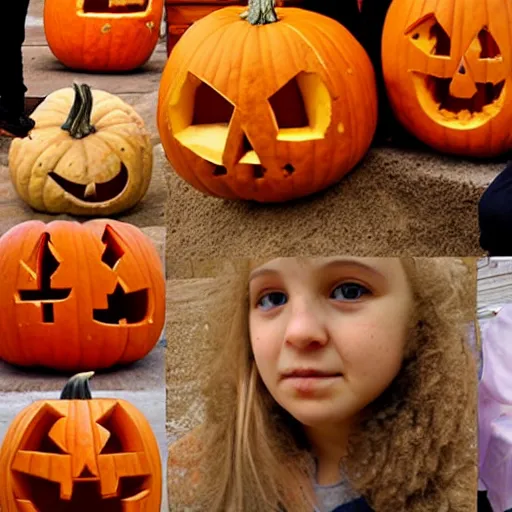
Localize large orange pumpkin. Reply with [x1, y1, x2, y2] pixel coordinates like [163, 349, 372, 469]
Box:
[0, 372, 162, 512]
[158, 0, 378, 202]
[44, 0, 163, 71]
[0, 219, 165, 371]
[382, 0, 512, 157]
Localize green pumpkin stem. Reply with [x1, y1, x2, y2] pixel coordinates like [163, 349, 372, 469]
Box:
[240, 0, 278, 25]
[61, 83, 96, 139]
[60, 371, 95, 400]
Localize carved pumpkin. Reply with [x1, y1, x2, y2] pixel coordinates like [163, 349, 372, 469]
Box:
[157, 0, 378, 202]
[44, 0, 163, 71]
[8, 83, 153, 216]
[0, 372, 162, 512]
[0, 219, 165, 371]
[382, 0, 512, 157]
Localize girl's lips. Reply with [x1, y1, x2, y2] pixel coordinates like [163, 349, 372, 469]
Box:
[282, 374, 343, 394]
[281, 369, 343, 378]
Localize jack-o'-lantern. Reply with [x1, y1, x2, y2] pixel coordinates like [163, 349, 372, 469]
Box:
[157, 0, 378, 202]
[44, 0, 163, 71]
[382, 0, 512, 157]
[0, 372, 162, 512]
[9, 83, 153, 216]
[0, 219, 165, 371]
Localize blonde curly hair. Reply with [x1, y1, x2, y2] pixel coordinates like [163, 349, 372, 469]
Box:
[168, 258, 478, 512]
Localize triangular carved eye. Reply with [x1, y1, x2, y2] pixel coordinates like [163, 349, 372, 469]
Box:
[477, 27, 501, 59]
[407, 14, 451, 57]
[171, 72, 235, 166]
[269, 77, 309, 129]
[191, 81, 235, 127]
[268, 71, 332, 142]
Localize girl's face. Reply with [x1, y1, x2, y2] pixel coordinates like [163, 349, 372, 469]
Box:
[248, 257, 414, 428]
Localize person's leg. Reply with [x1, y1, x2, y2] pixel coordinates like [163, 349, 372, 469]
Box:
[0, 0, 35, 137]
[479, 161, 512, 256]
[477, 490, 494, 511]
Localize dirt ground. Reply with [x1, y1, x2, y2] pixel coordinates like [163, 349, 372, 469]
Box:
[164, 146, 503, 277]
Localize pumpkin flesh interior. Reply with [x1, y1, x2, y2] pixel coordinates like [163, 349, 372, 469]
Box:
[408, 16, 506, 128]
[78, 0, 150, 15]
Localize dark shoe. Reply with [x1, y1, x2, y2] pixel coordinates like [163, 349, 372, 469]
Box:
[0, 110, 35, 138]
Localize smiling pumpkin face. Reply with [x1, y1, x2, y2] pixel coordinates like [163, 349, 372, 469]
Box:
[44, 0, 163, 71]
[382, 0, 512, 157]
[8, 84, 153, 217]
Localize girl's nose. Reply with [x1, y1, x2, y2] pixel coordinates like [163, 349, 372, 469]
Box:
[283, 298, 329, 349]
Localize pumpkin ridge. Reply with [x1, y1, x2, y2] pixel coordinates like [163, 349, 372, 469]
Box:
[91, 131, 143, 194]
[29, 138, 76, 210]
[5, 224, 43, 363]
[10, 134, 61, 200]
[304, 12, 376, 174]
[93, 111, 144, 129]
[113, 227, 150, 362]
[276, 19, 344, 185]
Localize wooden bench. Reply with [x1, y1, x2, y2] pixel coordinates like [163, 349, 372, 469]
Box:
[165, 0, 304, 55]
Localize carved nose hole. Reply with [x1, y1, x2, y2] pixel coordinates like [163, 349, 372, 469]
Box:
[458, 64, 466, 75]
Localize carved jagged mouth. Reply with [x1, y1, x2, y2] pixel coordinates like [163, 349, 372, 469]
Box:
[48, 164, 128, 203]
[412, 72, 506, 128]
[17, 477, 150, 512]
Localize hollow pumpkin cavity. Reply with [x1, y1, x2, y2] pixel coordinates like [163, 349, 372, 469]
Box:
[94, 225, 150, 325]
[80, 0, 150, 14]
[16, 233, 72, 323]
[48, 163, 129, 204]
[269, 72, 332, 142]
[171, 72, 234, 165]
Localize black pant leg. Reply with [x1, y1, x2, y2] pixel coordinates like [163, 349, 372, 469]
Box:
[479, 161, 512, 256]
[0, 0, 31, 114]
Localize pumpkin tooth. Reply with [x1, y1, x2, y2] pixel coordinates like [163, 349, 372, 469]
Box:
[84, 182, 97, 198]
[458, 109, 472, 122]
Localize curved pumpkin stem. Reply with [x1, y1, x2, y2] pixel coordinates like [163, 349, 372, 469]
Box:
[240, 0, 278, 25]
[61, 83, 97, 139]
[60, 371, 95, 399]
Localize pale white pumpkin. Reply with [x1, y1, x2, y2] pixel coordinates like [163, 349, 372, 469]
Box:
[9, 83, 153, 216]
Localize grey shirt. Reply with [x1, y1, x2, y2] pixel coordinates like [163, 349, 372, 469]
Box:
[313, 478, 361, 512]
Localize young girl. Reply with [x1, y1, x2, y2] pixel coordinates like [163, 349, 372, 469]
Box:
[168, 257, 478, 512]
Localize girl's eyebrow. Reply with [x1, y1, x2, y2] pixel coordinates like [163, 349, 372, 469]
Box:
[248, 267, 279, 282]
[248, 258, 389, 283]
[319, 259, 388, 283]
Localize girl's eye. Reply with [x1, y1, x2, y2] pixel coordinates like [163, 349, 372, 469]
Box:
[257, 292, 287, 311]
[331, 282, 370, 301]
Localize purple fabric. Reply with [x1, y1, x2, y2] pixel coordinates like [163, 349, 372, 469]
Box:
[479, 305, 512, 510]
